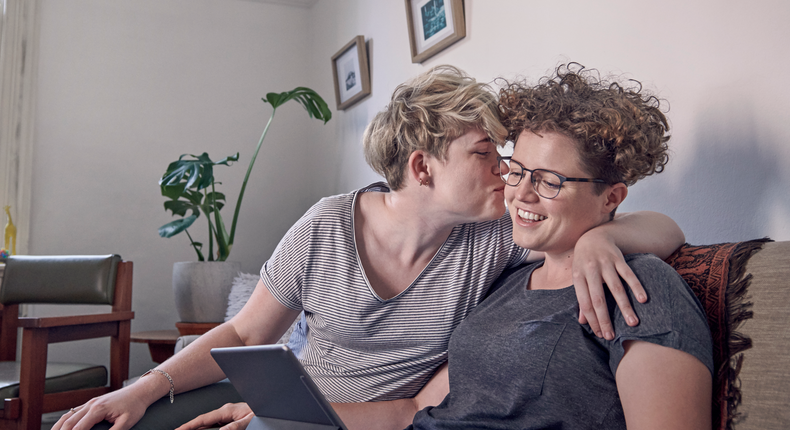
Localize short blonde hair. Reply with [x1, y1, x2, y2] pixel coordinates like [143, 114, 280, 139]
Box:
[363, 65, 506, 190]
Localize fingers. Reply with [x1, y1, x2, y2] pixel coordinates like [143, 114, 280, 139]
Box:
[598, 264, 636, 331]
[616, 259, 647, 303]
[52, 408, 74, 430]
[54, 405, 87, 430]
[175, 403, 253, 430]
[176, 410, 226, 430]
[574, 275, 603, 339]
[107, 415, 135, 430]
[220, 413, 254, 430]
[53, 404, 105, 430]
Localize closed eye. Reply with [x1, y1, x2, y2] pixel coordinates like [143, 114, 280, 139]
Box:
[541, 179, 561, 190]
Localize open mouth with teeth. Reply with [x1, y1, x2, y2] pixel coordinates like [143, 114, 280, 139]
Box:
[517, 208, 547, 222]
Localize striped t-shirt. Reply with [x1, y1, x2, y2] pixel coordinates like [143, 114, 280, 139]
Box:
[261, 183, 528, 402]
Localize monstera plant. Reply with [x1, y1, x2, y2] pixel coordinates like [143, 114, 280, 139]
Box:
[159, 87, 331, 323]
[158, 87, 332, 262]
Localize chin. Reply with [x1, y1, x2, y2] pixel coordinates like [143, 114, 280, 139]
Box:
[511, 230, 544, 251]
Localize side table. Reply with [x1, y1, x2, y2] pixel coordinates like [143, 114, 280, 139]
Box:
[131, 322, 222, 363]
[131, 330, 179, 364]
[175, 321, 221, 336]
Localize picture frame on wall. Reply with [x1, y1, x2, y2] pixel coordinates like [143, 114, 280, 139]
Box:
[405, 0, 465, 63]
[331, 35, 371, 110]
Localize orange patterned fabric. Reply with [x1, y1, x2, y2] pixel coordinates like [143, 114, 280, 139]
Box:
[665, 239, 770, 430]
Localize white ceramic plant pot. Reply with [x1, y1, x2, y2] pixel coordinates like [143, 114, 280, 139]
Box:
[172, 261, 242, 323]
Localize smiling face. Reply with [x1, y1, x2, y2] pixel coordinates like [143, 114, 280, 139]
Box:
[505, 130, 615, 256]
[428, 128, 506, 224]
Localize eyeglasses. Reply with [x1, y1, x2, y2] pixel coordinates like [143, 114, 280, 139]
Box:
[497, 156, 606, 199]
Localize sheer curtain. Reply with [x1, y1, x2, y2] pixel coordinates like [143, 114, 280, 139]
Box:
[0, 0, 38, 256]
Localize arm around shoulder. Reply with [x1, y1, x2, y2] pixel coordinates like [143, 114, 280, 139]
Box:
[605, 211, 685, 259]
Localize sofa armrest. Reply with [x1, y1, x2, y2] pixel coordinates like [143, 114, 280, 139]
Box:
[736, 240, 790, 429]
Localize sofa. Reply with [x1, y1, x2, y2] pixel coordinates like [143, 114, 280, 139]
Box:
[166, 238, 789, 430]
[730, 240, 790, 429]
[664, 239, 789, 430]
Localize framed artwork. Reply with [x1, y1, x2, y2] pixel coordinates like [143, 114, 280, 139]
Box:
[405, 0, 466, 63]
[331, 36, 371, 110]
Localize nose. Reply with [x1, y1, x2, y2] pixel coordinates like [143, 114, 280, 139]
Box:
[495, 156, 511, 180]
[492, 154, 503, 177]
[513, 172, 539, 202]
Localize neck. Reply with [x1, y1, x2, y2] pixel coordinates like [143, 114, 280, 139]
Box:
[530, 249, 575, 290]
[357, 188, 456, 264]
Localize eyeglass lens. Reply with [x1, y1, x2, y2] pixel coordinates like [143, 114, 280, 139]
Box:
[498, 158, 563, 199]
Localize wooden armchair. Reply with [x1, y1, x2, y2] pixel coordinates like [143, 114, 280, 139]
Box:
[0, 255, 134, 430]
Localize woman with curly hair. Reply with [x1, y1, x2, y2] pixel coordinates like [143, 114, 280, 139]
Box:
[408, 65, 713, 429]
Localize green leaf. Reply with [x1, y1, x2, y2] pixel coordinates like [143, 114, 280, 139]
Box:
[163, 200, 200, 217]
[264, 92, 282, 107]
[215, 153, 240, 166]
[158, 215, 198, 238]
[205, 191, 226, 202]
[184, 189, 204, 205]
[160, 182, 187, 200]
[262, 87, 332, 124]
[198, 165, 213, 190]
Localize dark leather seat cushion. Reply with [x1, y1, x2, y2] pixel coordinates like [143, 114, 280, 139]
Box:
[0, 361, 107, 409]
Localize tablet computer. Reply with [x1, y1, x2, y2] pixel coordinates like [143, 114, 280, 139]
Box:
[211, 344, 348, 430]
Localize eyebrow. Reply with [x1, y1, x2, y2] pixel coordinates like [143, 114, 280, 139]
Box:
[509, 157, 571, 178]
[472, 137, 493, 147]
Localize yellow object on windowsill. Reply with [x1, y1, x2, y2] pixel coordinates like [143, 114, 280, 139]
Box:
[3, 205, 16, 256]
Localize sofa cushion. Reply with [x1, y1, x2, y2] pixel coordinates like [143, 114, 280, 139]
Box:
[665, 238, 770, 430]
[736, 241, 790, 429]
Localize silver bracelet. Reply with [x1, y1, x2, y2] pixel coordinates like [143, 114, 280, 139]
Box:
[142, 369, 174, 403]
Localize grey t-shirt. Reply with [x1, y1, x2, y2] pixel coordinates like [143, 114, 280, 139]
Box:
[410, 253, 713, 430]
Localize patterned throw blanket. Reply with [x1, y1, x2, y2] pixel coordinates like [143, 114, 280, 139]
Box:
[665, 238, 771, 430]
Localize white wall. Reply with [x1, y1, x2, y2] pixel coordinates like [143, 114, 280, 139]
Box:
[305, 0, 790, 244]
[26, 0, 789, 375]
[30, 0, 320, 375]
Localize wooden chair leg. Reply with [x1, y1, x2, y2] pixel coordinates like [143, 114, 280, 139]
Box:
[0, 304, 19, 361]
[110, 320, 131, 390]
[18, 328, 48, 430]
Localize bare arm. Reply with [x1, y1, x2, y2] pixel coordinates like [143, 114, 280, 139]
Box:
[54, 280, 299, 430]
[176, 363, 450, 430]
[572, 211, 685, 340]
[593, 211, 685, 259]
[616, 340, 712, 429]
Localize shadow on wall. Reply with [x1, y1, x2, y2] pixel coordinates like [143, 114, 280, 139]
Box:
[623, 96, 789, 244]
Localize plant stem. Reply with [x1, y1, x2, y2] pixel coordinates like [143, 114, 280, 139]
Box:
[211, 180, 228, 261]
[204, 187, 215, 261]
[228, 108, 277, 247]
[185, 229, 204, 261]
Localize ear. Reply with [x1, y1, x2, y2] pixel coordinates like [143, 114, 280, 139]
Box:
[407, 150, 431, 186]
[602, 183, 628, 214]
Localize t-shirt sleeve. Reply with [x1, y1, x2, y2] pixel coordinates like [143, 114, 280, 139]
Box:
[606, 254, 714, 376]
[259, 202, 322, 311]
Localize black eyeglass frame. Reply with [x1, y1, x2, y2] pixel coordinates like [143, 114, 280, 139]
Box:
[497, 156, 607, 199]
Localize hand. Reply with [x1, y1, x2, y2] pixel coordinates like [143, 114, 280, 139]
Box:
[176, 403, 254, 430]
[573, 231, 646, 340]
[51, 387, 149, 430]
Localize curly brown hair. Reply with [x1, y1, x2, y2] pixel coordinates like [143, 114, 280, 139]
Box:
[498, 63, 670, 189]
[364, 65, 507, 190]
